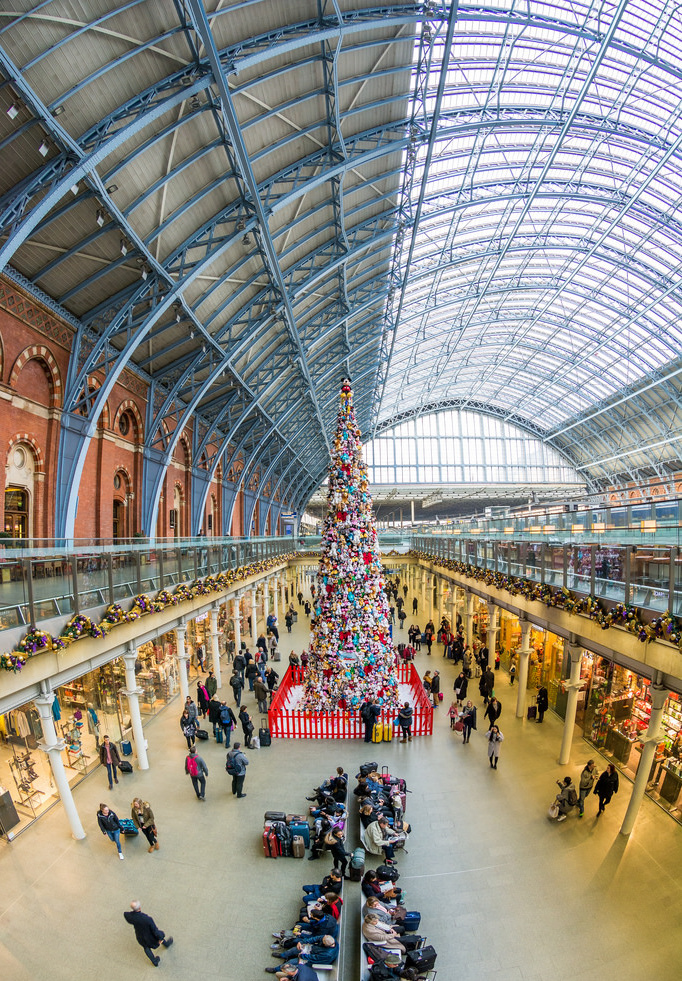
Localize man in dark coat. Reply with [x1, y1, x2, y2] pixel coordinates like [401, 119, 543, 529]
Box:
[123, 900, 173, 966]
[361, 698, 381, 743]
[397, 702, 413, 742]
[229, 670, 244, 707]
[537, 685, 549, 723]
[480, 666, 495, 704]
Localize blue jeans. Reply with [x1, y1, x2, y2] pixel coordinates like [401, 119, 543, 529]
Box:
[104, 761, 118, 787]
[221, 724, 232, 747]
[106, 829, 122, 853]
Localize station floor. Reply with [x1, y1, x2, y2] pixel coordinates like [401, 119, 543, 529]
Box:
[1, 610, 682, 981]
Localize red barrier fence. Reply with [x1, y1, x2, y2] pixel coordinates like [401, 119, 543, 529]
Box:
[268, 661, 433, 739]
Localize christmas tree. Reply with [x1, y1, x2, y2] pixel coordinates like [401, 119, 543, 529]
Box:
[302, 379, 399, 712]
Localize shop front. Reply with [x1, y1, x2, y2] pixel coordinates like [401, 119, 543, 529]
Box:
[0, 630, 184, 839]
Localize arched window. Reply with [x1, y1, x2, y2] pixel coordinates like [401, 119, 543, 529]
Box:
[4, 444, 36, 539]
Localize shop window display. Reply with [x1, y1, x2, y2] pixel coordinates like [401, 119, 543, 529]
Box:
[0, 704, 55, 835]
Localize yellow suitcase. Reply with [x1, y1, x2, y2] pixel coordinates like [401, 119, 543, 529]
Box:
[372, 723, 383, 743]
[383, 721, 393, 742]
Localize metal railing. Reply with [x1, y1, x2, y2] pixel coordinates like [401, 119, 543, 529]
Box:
[413, 533, 682, 618]
[0, 536, 298, 633]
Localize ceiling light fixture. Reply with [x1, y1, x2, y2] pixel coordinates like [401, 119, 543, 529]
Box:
[38, 141, 49, 156]
[242, 234, 251, 246]
[140, 264, 148, 280]
[7, 104, 19, 119]
[190, 329, 195, 338]
[120, 239, 128, 256]
[96, 209, 105, 227]
[106, 184, 118, 193]
[53, 104, 65, 116]
[70, 182, 79, 196]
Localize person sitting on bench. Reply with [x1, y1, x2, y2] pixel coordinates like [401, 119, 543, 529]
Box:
[362, 816, 400, 865]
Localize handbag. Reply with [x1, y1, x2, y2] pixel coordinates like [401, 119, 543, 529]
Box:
[454, 720, 464, 732]
[548, 802, 560, 819]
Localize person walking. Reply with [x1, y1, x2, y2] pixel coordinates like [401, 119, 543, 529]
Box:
[536, 685, 549, 723]
[180, 708, 197, 750]
[131, 797, 159, 852]
[461, 700, 477, 743]
[412, 597, 418, 614]
[185, 746, 208, 800]
[454, 671, 468, 707]
[325, 826, 350, 876]
[484, 696, 502, 727]
[430, 670, 441, 708]
[219, 700, 237, 746]
[233, 649, 246, 682]
[208, 694, 223, 739]
[197, 681, 211, 719]
[397, 702, 413, 742]
[447, 701, 459, 730]
[480, 666, 495, 704]
[226, 741, 249, 797]
[254, 674, 269, 714]
[205, 669, 218, 699]
[184, 696, 199, 726]
[578, 760, 597, 817]
[239, 705, 255, 748]
[97, 802, 125, 859]
[285, 610, 293, 633]
[594, 763, 619, 816]
[230, 669, 244, 707]
[265, 665, 280, 700]
[245, 658, 259, 693]
[485, 725, 504, 769]
[123, 900, 173, 967]
[99, 734, 121, 790]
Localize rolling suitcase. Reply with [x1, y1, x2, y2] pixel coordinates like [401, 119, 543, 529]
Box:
[118, 818, 139, 836]
[263, 825, 272, 858]
[288, 820, 311, 848]
[215, 728, 223, 744]
[372, 723, 383, 743]
[118, 760, 133, 773]
[401, 935, 425, 952]
[406, 945, 437, 972]
[349, 846, 365, 881]
[383, 721, 393, 742]
[120, 740, 132, 756]
[292, 835, 305, 858]
[259, 717, 272, 747]
[527, 704, 537, 720]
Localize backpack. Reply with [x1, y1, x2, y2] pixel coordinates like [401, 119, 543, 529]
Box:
[225, 753, 240, 776]
[186, 754, 199, 777]
[567, 786, 578, 807]
[219, 705, 232, 724]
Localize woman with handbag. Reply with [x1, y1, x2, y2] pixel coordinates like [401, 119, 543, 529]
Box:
[131, 797, 159, 852]
[180, 708, 197, 750]
[239, 705, 254, 748]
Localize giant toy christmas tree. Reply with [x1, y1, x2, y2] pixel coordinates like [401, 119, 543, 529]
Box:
[302, 379, 399, 712]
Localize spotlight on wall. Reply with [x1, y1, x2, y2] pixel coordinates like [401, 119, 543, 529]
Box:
[7, 103, 19, 119]
[38, 140, 49, 156]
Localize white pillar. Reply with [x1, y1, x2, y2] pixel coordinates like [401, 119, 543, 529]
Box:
[251, 587, 258, 647]
[515, 619, 533, 718]
[621, 682, 668, 836]
[262, 580, 269, 623]
[558, 641, 583, 765]
[464, 592, 475, 648]
[280, 575, 286, 611]
[210, 606, 221, 688]
[34, 689, 86, 839]
[233, 595, 242, 652]
[273, 575, 279, 625]
[486, 603, 499, 670]
[175, 623, 190, 701]
[449, 583, 457, 634]
[122, 646, 149, 770]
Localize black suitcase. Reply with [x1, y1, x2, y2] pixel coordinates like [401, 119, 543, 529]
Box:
[406, 945, 437, 971]
[119, 760, 133, 773]
[259, 717, 272, 747]
[118, 818, 139, 836]
[196, 729, 209, 740]
[527, 705, 537, 720]
[359, 761, 378, 777]
[401, 935, 424, 952]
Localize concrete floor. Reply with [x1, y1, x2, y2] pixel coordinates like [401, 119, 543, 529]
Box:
[1, 608, 681, 981]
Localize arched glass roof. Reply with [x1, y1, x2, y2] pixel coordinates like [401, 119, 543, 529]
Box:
[1, 1, 682, 532]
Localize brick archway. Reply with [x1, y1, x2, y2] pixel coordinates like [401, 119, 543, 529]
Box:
[9, 346, 62, 407]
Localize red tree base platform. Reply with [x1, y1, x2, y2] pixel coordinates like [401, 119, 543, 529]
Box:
[267, 662, 434, 739]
